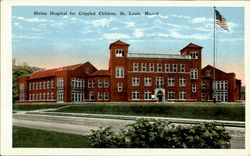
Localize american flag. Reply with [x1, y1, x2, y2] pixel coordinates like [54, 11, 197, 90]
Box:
[215, 9, 229, 31]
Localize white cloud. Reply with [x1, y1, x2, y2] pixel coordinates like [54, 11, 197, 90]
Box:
[13, 23, 23, 29]
[102, 33, 129, 40]
[13, 16, 53, 23]
[62, 15, 69, 19]
[123, 21, 135, 27]
[91, 18, 113, 27]
[147, 15, 168, 19]
[166, 23, 189, 29]
[170, 14, 190, 19]
[169, 31, 210, 40]
[13, 34, 43, 39]
[190, 17, 213, 23]
[134, 29, 144, 38]
[154, 19, 162, 25]
[147, 32, 169, 38]
[51, 21, 64, 28]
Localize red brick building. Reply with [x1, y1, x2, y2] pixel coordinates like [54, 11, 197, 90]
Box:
[17, 40, 241, 103]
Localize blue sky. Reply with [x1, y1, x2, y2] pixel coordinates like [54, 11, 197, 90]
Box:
[12, 6, 245, 85]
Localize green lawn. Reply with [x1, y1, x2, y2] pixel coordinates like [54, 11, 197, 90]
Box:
[13, 103, 67, 111]
[13, 126, 90, 148]
[13, 103, 245, 121]
[54, 103, 245, 121]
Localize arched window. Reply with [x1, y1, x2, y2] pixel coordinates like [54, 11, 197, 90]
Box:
[115, 49, 124, 57]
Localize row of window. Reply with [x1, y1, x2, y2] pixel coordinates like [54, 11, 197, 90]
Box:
[29, 80, 54, 90]
[115, 49, 125, 57]
[131, 91, 187, 100]
[88, 92, 109, 101]
[57, 78, 64, 89]
[132, 77, 187, 87]
[213, 81, 228, 91]
[29, 92, 54, 101]
[71, 78, 84, 90]
[213, 92, 228, 102]
[71, 91, 84, 102]
[132, 63, 186, 73]
[88, 80, 109, 88]
[116, 66, 198, 80]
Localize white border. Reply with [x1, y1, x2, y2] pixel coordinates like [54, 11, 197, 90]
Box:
[1, 0, 249, 156]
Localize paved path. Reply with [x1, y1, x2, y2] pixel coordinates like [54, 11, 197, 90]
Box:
[13, 113, 245, 149]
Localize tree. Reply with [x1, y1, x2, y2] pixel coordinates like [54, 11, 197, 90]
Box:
[13, 62, 41, 102]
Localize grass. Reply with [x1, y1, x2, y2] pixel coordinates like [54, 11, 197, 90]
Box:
[54, 103, 245, 121]
[13, 103, 67, 111]
[13, 126, 91, 148]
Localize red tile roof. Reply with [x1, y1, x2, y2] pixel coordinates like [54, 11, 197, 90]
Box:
[109, 40, 129, 49]
[28, 63, 83, 79]
[88, 70, 110, 77]
[180, 43, 203, 52]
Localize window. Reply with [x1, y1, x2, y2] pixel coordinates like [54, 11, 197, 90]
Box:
[89, 92, 94, 100]
[29, 83, 32, 90]
[98, 80, 102, 88]
[91, 80, 95, 88]
[51, 80, 54, 89]
[51, 92, 54, 100]
[36, 82, 39, 90]
[88, 80, 91, 88]
[36, 93, 39, 101]
[165, 64, 170, 72]
[173, 64, 178, 72]
[104, 80, 109, 88]
[133, 63, 139, 72]
[141, 63, 146, 72]
[117, 83, 123, 92]
[39, 82, 42, 89]
[47, 80, 50, 89]
[168, 91, 175, 100]
[157, 64, 162, 72]
[40, 93, 42, 100]
[179, 91, 186, 100]
[47, 92, 50, 100]
[104, 93, 109, 101]
[98, 92, 103, 100]
[29, 94, 32, 100]
[191, 52, 198, 59]
[116, 67, 124, 78]
[57, 78, 64, 89]
[132, 77, 140, 86]
[144, 77, 152, 86]
[43, 93, 46, 101]
[132, 91, 140, 100]
[180, 64, 185, 72]
[202, 93, 206, 101]
[33, 82, 35, 90]
[156, 77, 164, 88]
[144, 91, 152, 100]
[115, 49, 124, 57]
[33, 93, 35, 101]
[202, 81, 206, 89]
[192, 84, 197, 92]
[168, 77, 175, 87]
[43, 81, 46, 89]
[179, 78, 186, 87]
[149, 63, 154, 72]
[190, 69, 198, 79]
[206, 70, 211, 77]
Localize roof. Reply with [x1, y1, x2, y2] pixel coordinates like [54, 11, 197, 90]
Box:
[88, 70, 110, 77]
[109, 40, 129, 49]
[127, 53, 191, 60]
[28, 63, 83, 79]
[180, 43, 203, 52]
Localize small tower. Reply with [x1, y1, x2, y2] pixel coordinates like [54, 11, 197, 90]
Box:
[109, 40, 129, 102]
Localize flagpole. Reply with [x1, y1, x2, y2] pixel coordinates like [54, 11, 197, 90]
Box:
[213, 6, 216, 103]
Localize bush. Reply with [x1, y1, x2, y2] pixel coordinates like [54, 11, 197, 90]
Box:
[88, 118, 231, 148]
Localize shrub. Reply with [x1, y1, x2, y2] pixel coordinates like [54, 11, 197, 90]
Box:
[88, 118, 231, 148]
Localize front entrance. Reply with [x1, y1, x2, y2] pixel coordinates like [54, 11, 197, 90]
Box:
[157, 91, 163, 102]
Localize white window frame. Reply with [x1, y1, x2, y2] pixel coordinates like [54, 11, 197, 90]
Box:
[202, 81, 206, 89]
[117, 83, 123, 92]
[98, 80, 102, 88]
[191, 52, 198, 59]
[144, 77, 152, 86]
[156, 77, 164, 88]
[116, 67, 124, 78]
[104, 80, 109, 88]
[115, 49, 124, 57]
[168, 91, 175, 100]
[149, 63, 154, 72]
[165, 64, 170, 72]
[132, 77, 140, 86]
[51, 80, 54, 89]
[179, 91, 186, 100]
[91, 80, 95, 88]
[206, 70, 211, 77]
[192, 84, 197, 92]
[202, 93, 206, 101]
[179, 78, 186, 87]
[180, 64, 185, 72]
[104, 92, 109, 101]
[190, 69, 198, 79]
[168, 77, 175, 87]
[157, 63, 162, 72]
[98, 92, 103, 101]
[144, 91, 152, 100]
[173, 64, 178, 72]
[133, 63, 139, 72]
[141, 63, 146, 72]
[132, 91, 140, 100]
[89, 91, 94, 100]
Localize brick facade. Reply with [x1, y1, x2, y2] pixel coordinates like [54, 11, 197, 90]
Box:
[17, 40, 241, 103]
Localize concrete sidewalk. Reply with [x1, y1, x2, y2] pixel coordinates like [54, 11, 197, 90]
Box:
[21, 111, 245, 127]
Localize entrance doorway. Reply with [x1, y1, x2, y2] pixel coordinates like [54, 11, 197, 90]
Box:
[157, 91, 163, 102]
